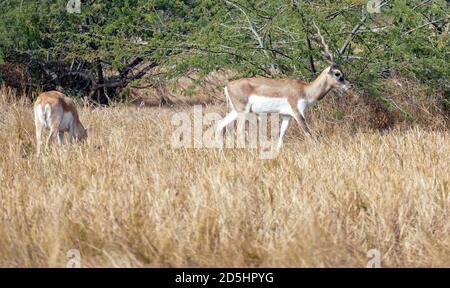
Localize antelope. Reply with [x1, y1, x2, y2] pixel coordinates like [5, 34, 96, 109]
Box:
[34, 91, 88, 153]
[217, 19, 351, 150]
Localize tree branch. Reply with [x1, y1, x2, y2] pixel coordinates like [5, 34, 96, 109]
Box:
[339, 1, 390, 56]
[339, 6, 367, 56]
[119, 56, 144, 78]
[224, 0, 264, 49]
[224, 0, 275, 71]
[403, 16, 449, 35]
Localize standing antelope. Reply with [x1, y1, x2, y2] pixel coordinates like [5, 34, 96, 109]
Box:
[34, 91, 88, 153]
[217, 20, 351, 150]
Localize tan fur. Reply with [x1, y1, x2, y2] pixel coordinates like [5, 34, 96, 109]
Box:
[226, 66, 348, 112]
[222, 66, 350, 141]
[34, 91, 87, 153]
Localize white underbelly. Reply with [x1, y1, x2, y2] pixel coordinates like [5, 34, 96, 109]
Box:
[248, 95, 294, 116]
[59, 112, 74, 131]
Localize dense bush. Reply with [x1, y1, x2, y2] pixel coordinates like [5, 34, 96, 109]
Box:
[0, 0, 448, 106]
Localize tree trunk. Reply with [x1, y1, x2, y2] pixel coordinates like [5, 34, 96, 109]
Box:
[95, 59, 110, 105]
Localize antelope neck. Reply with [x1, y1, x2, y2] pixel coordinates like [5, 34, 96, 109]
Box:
[303, 69, 333, 101]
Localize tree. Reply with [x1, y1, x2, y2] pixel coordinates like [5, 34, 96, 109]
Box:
[0, 0, 198, 104]
[172, 0, 449, 101]
[0, 0, 448, 106]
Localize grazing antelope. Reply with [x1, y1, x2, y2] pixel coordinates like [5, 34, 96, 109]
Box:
[217, 20, 351, 150]
[34, 91, 88, 153]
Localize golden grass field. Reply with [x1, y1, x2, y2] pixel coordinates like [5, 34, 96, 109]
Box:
[0, 87, 449, 268]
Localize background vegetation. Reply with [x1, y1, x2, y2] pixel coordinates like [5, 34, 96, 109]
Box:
[0, 1, 449, 267]
[0, 0, 448, 106]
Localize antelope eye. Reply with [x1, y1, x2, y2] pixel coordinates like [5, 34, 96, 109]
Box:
[334, 72, 341, 77]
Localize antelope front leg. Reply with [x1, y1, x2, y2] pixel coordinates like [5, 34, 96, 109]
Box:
[68, 126, 74, 144]
[57, 132, 64, 145]
[300, 115, 314, 138]
[292, 111, 313, 140]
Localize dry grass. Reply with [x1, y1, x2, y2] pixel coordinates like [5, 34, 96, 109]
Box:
[0, 87, 449, 268]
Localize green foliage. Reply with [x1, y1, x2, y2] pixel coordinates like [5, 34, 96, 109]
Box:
[0, 0, 448, 103]
[334, 109, 345, 120]
[173, 0, 449, 94]
[1, 0, 195, 67]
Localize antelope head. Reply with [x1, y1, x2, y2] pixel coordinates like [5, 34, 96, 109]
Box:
[312, 18, 352, 92]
